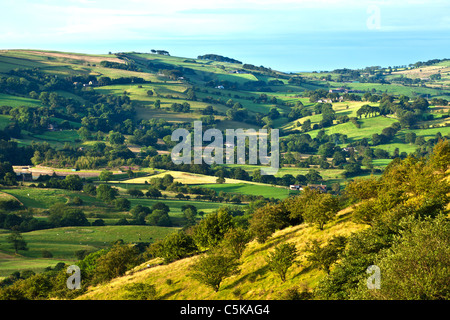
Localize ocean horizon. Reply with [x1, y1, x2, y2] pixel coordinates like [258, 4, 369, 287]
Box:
[5, 30, 450, 73]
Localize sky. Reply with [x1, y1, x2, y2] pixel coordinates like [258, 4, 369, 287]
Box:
[1, 0, 450, 71]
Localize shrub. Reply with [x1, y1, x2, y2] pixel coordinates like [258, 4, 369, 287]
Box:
[123, 283, 158, 300]
[42, 250, 53, 258]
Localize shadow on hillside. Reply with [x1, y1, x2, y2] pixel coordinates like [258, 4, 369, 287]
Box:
[159, 287, 184, 300]
[222, 264, 270, 291]
[291, 264, 315, 280]
[248, 227, 303, 256]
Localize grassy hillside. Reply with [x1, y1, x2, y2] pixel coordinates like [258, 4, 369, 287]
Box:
[78, 209, 363, 300]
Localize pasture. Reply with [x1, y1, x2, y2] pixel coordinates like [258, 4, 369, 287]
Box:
[0, 225, 177, 276]
[200, 183, 289, 200]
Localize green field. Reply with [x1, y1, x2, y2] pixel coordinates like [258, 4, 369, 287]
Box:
[0, 93, 43, 108]
[307, 116, 398, 142]
[200, 183, 289, 200]
[0, 225, 177, 276]
[0, 188, 102, 209]
[128, 198, 228, 218]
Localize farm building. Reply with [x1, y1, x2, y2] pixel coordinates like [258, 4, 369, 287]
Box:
[289, 184, 327, 192]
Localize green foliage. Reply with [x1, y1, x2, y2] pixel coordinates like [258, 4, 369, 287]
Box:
[315, 141, 450, 299]
[192, 209, 234, 249]
[99, 170, 114, 181]
[123, 283, 158, 300]
[92, 243, 141, 284]
[48, 203, 89, 227]
[266, 243, 298, 282]
[0, 198, 22, 211]
[148, 231, 197, 264]
[350, 215, 450, 300]
[249, 202, 291, 243]
[304, 236, 347, 274]
[7, 230, 28, 254]
[220, 227, 252, 259]
[300, 188, 340, 230]
[96, 184, 118, 203]
[146, 209, 172, 227]
[189, 248, 240, 292]
[113, 197, 131, 211]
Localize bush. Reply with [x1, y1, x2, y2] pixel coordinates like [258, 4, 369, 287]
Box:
[92, 244, 141, 284]
[0, 199, 22, 211]
[70, 196, 83, 206]
[42, 250, 53, 258]
[123, 283, 158, 300]
[147, 231, 197, 264]
[114, 198, 131, 211]
[92, 219, 105, 226]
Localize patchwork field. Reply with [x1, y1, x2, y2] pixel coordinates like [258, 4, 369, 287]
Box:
[200, 183, 289, 200]
[0, 225, 178, 277]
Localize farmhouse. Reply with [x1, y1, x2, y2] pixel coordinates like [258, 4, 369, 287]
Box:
[289, 184, 327, 192]
[308, 184, 327, 193]
[16, 172, 33, 182]
[329, 88, 347, 93]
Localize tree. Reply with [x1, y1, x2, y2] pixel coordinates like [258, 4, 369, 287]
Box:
[366, 215, 449, 299]
[130, 205, 152, 225]
[301, 189, 340, 230]
[99, 170, 113, 182]
[145, 187, 162, 199]
[148, 231, 197, 264]
[147, 209, 172, 227]
[7, 230, 28, 254]
[108, 131, 125, 145]
[189, 249, 240, 292]
[93, 243, 141, 283]
[62, 175, 83, 191]
[221, 227, 252, 259]
[96, 184, 118, 203]
[182, 207, 197, 226]
[266, 243, 298, 282]
[128, 188, 144, 198]
[428, 139, 450, 175]
[216, 176, 226, 184]
[114, 197, 131, 211]
[3, 172, 17, 186]
[305, 169, 323, 184]
[304, 236, 347, 274]
[301, 119, 311, 132]
[48, 203, 89, 227]
[249, 202, 291, 243]
[192, 210, 234, 249]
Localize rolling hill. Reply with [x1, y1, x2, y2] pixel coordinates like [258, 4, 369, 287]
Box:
[0, 49, 449, 301]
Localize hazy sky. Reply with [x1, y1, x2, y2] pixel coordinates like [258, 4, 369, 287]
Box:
[1, 0, 449, 70]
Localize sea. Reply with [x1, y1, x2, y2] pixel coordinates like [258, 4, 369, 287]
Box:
[26, 30, 450, 73]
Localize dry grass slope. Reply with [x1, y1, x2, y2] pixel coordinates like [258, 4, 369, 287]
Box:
[78, 207, 365, 300]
